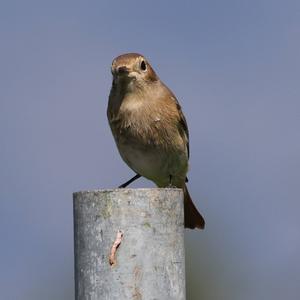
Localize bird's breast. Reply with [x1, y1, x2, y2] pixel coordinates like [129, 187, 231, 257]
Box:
[108, 89, 188, 186]
[110, 118, 187, 186]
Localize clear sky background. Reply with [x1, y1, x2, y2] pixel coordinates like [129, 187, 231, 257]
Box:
[1, 1, 299, 299]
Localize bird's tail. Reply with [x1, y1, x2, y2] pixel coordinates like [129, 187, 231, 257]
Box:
[183, 184, 205, 229]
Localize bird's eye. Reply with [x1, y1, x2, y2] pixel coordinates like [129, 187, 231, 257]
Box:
[140, 60, 147, 71]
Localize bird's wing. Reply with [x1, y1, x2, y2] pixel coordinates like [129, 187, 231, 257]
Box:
[172, 97, 190, 159]
[177, 106, 190, 183]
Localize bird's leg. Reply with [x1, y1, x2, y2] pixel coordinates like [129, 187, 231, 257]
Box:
[168, 175, 177, 188]
[118, 174, 141, 188]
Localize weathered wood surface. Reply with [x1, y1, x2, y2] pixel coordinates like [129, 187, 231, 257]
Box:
[73, 188, 185, 300]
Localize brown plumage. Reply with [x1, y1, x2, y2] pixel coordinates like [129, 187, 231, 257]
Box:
[107, 53, 205, 229]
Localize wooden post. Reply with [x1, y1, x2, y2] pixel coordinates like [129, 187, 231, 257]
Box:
[73, 188, 185, 300]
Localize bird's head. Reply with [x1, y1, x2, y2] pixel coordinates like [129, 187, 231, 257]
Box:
[111, 53, 158, 87]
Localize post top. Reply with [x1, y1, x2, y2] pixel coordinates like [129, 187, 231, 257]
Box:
[73, 187, 183, 197]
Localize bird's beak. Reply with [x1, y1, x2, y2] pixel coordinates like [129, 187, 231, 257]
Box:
[116, 66, 129, 75]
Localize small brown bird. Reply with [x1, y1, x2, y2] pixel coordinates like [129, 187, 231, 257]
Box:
[107, 53, 205, 229]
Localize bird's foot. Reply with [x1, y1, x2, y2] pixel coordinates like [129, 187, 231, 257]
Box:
[167, 175, 177, 188]
[167, 184, 177, 188]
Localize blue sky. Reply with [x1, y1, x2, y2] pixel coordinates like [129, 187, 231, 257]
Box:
[1, 1, 300, 299]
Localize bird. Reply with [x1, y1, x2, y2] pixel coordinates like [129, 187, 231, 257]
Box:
[107, 53, 205, 229]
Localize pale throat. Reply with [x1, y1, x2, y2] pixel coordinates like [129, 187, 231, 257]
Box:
[112, 76, 153, 114]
